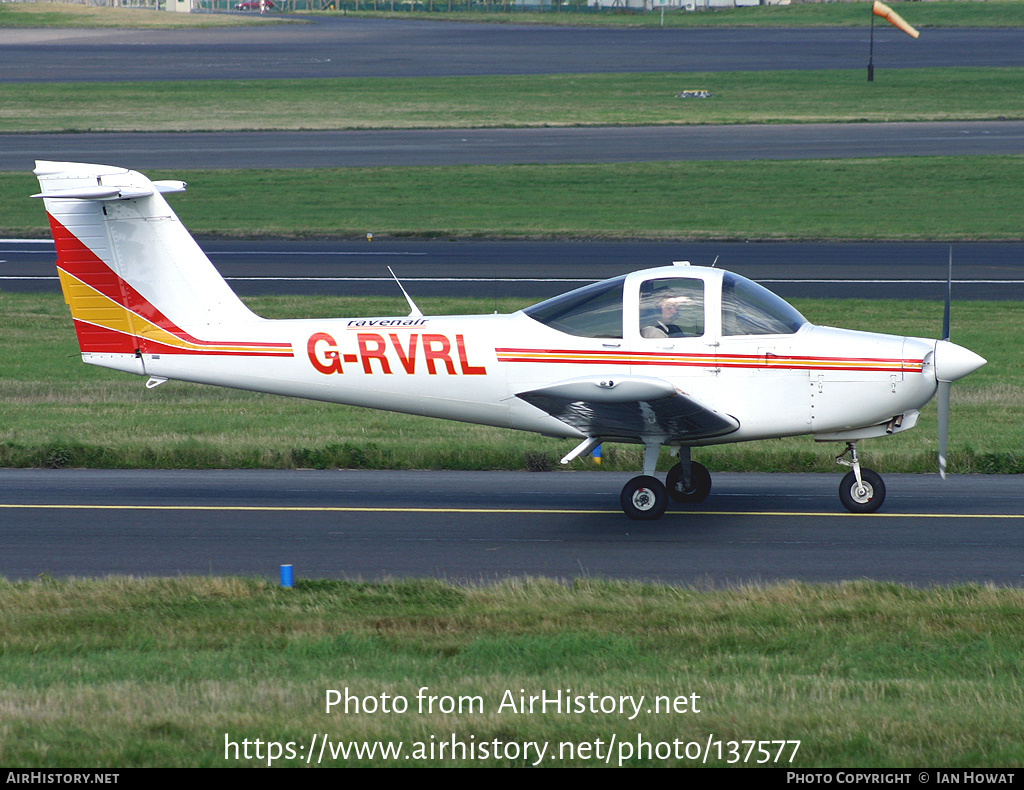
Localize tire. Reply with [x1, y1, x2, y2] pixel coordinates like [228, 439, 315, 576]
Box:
[665, 462, 712, 503]
[620, 475, 668, 520]
[838, 469, 886, 513]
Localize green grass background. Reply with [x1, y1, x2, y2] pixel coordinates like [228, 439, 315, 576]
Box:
[4, 68, 1024, 132]
[6, 157, 1024, 240]
[2, 576, 1024, 767]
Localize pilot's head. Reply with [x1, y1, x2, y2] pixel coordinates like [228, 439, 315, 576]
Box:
[658, 294, 693, 320]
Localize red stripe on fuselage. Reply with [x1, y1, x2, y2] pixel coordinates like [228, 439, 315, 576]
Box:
[495, 347, 922, 372]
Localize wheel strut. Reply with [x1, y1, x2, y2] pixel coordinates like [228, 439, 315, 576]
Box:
[836, 441, 865, 493]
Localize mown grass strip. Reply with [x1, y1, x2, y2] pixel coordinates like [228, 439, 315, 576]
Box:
[5, 157, 1024, 240]
[1, 292, 1019, 474]
[331, 2, 1024, 28]
[4, 1, 1023, 29]
[0, 1, 295, 27]
[3, 68, 1023, 132]
[1, 576, 1023, 767]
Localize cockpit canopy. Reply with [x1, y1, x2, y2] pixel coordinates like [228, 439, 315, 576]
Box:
[523, 266, 807, 340]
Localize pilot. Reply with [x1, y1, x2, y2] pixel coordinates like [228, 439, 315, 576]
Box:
[641, 287, 702, 338]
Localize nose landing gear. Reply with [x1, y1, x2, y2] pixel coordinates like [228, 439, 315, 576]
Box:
[836, 442, 886, 513]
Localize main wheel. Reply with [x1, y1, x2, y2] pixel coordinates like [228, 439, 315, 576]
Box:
[620, 475, 668, 520]
[665, 462, 712, 503]
[838, 469, 886, 513]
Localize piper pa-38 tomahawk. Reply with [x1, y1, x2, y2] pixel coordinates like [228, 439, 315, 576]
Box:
[33, 161, 986, 520]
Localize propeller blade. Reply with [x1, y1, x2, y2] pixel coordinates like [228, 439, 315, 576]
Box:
[937, 380, 950, 479]
[942, 246, 952, 342]
[939, 247, 952, 478]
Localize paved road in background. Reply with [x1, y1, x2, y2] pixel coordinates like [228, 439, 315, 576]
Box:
[5, 238, 1024, 301]
[3, 19, 1023, 82]
[6, 121, 1024, 172]
[3, 470, 1022, 586]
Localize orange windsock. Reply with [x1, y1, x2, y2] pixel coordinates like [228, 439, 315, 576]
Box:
[872, 1, 920, 38]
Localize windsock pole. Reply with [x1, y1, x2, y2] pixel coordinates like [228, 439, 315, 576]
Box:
[868, 9, 875, 82]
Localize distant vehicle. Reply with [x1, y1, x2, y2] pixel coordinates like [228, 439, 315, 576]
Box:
[235, 0, 274, 9]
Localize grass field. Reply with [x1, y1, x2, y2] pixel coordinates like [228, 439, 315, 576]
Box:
[1, 576, 1022, 767]
[0, 1, 295, 27]
[329, 1, 1024, 28]
[1, 292, 1018, 475]
[6, 156, 1024, 240]
[4, 0, 1024, 28]
[3, 67, 1023, 133]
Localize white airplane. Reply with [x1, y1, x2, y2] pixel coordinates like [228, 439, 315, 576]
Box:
[33, 161, 986, 520]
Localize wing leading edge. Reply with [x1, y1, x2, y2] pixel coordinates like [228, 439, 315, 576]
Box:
[516, 375, 739, 443]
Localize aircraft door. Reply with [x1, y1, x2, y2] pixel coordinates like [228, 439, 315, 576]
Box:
[629, 275, 719, 379]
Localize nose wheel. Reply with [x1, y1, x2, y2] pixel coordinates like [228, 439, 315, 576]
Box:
[836, 442, 886, 513]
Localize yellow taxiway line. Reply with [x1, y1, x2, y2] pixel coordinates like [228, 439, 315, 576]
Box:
[1, 503, 1022, 518]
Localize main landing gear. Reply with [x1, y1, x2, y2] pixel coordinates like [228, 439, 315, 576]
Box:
[835, 441, 886, 513]
[620, 445, 710, 520]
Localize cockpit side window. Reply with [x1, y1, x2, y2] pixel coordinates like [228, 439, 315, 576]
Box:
[639, 278, 704, 339]
[523, 276, 624, 339]
[721, 272, 807, 336]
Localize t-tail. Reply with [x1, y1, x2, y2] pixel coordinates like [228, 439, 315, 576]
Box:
[33, 160, 286, 378]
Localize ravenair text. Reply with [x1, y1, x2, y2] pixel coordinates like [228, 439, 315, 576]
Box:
[307, 330, 486, 376]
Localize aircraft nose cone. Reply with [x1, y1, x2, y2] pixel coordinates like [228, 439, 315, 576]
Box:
[933, 340, 986, 383]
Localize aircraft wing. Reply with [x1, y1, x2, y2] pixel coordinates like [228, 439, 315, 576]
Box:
[516, 375, 739, 442]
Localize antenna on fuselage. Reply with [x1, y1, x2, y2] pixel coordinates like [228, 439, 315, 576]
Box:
[388, 266, 423, 318]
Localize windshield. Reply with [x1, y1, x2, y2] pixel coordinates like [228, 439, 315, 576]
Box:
[721, 272, 807, 336]
[523, 276, 625, 339]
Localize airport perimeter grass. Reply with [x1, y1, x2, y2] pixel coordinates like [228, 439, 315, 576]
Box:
[3, 67, 1023, 133]
[1, 292, 1019, 475]
[1, 576, 1023, 767]
[320, 2, 1024, 29]
[0, 1, 294, 27]
[4, 0, 1023, 29]
[5, 156, 1024, 240]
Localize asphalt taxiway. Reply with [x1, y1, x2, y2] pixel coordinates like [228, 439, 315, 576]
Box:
[5, 238, 1024, 301]
[6, 121, 1024, 172]
[2, 469, 1021, 586]
[4, 21, 1022, 82]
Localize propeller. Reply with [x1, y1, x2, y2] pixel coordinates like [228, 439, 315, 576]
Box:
[933, 246, 986, 479]
[938, 247, 951, 479]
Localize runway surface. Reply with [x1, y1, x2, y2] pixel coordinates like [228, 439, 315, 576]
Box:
[7, 121, 1024, 173]
[2, 469, 1021, 586]
[4, 238, 1024, 301]
[4, 21, 1023, 82]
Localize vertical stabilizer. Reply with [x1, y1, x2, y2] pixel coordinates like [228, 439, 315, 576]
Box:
[33, 161, 269, 374]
